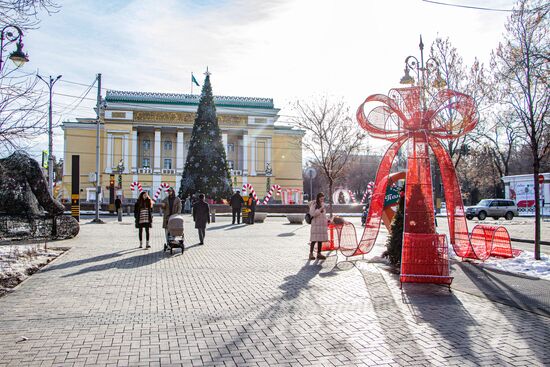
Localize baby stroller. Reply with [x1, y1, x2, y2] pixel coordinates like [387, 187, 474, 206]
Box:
[164, 214, 185, 254]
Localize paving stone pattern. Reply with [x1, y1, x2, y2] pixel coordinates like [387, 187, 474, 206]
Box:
[0, 216, 548, 366]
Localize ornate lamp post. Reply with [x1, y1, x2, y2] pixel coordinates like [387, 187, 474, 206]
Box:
[265, 162, 272, 195]
[116, 159, 125, 188]
[400, 36, 446, 209]
[400, 36, 446, 96]
[0, 25, 29, 72]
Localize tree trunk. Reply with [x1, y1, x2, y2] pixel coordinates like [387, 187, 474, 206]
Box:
[533, 157, 541, 260]
[328, 179, 334, 218]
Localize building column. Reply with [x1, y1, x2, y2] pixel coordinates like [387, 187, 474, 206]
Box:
[176, 130, 184, 173]
[222, 133, 228, 154]
[131, 129, 138, 173]
[106, 133, 113, 173]
[154, 129, 161, 173]
[123, 134, 129, 173]
[242, 135, 248, 176]
[250, 137, 256, 176]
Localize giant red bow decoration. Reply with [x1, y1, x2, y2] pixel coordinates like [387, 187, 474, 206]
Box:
[355, 87, 511, 285]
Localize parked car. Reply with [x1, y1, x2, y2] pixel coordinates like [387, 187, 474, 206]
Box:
[466, 199, 518, 220]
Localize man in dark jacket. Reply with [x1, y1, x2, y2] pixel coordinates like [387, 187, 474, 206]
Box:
[247, 196, 256, 225]
[229, 190, 244, 224]
[192, 193, 210, 245]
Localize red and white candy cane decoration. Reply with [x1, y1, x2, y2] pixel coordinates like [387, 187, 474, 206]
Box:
[263, 184, 282, 204]
[242, 183, 259, 204]
[348, 190, 357, 203]
[152, 182, 171, 203]
[130, 181, 143, 192]
[361, 181, 375, 203]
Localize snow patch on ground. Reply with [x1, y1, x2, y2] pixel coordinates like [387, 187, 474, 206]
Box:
[449, 244, 550, 280]
[0, 244, 64, 297]
[480, 251, 550, 280]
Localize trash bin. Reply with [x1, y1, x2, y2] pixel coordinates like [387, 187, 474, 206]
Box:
[211, 209, 216, 223]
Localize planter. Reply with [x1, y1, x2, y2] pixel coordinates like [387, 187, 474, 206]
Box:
[254, 213, 267, 223]
[286, 214, 304, 224]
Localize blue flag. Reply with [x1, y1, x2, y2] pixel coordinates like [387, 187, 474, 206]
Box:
[192, 74, 200, 87]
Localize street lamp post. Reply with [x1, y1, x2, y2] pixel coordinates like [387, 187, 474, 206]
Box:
[400, 35, 446, 212]
[0, 25, 29, 72]
[37, 74, 62, 196]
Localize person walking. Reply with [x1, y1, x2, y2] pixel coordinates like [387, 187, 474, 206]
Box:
[229, 190, 244, 224]
[308, 192, 328, 260]
[134, 191, 153, 249]
[115, 195, 122, 222]
[184, 196, 191, 214]
[192, 193, 210, 245]
[161, 187, 182, 247]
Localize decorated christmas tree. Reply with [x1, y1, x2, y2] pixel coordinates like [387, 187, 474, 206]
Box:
[178, 70, 233, 201]
[384, 190, 405, 267]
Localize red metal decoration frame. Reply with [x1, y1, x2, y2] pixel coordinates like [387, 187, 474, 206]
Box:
[344, 86, 516, 286]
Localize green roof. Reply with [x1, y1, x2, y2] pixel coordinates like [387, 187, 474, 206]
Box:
[105, 90, 274, 109]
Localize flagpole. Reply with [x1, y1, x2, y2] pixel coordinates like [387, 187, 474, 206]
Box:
[191, 72, 193, 95]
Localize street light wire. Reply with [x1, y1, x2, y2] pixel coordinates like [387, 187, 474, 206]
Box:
[421, 0, 514, 12]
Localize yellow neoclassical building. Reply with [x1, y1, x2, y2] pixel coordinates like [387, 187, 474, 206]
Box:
[62, 90, 304, 203]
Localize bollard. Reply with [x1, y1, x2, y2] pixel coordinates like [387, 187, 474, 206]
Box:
[211, 209, 216, 223]
[117, 208, 122, 222]
[126, 206, 131, 216]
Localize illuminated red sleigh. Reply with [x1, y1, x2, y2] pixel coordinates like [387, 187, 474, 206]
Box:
[328, 86, 517, 286]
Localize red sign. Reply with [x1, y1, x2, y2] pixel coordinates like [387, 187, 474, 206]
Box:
[539, 175, 544, 184]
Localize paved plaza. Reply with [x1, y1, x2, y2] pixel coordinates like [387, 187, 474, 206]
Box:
[0, 215, 549, 366]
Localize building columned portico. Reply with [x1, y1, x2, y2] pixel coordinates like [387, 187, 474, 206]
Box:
[62, 90, 304, 203]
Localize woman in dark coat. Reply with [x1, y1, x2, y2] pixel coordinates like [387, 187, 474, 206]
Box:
[134, 191, 153, 249]
[192, 193, 210, 245]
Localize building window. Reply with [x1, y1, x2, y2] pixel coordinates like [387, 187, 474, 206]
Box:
[227, 160, 234, 169]
[142, 158, 150, 168]
[163, 158, 172, 170]
[143, 139, 151, 150]
[163, 140, 172, 150]
[227, 143, 235, 152]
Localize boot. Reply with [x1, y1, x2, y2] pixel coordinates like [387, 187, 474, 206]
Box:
[139, 240, 143, 248]
[317, 253, 326, 260]
[146, 241, 150, 249]
[308, 253, 315, 260]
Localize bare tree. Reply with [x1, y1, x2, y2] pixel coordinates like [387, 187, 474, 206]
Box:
[0, 0, 59, 29]
[291, 96, 367, 215]
[492, 0, 549, 260]
[428, 37, 493, 168]
[0, 0, 59, 154]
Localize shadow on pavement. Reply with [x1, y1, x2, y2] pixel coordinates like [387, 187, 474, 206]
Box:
[61, 250, 165, 277]
[224, 224, 248, 230]
[41, 248, 140, 273]
[453, 261, 550, 317]
[209, 262, 360, 365]
[206, 224, 234, 231]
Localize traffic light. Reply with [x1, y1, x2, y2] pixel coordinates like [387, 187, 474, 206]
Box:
[109, 174, 115, 187]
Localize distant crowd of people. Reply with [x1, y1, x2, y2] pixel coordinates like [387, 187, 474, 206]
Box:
[126, 188, 327, 262]
[128, 189, 257, 248]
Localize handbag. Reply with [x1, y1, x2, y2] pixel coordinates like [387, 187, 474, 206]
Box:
[305, 212, 312, 224]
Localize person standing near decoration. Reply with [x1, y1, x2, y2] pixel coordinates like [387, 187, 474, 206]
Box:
[229, 190, 244, 224]
[308, 192, 328, 260]
[161, 187, 182, 247]
[134, 191, 153, 249]
[247, 195, 256, 224]
[115, 195, 122, 222]
[184, 196, 191, 214]
[193, 193, 210, 244]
